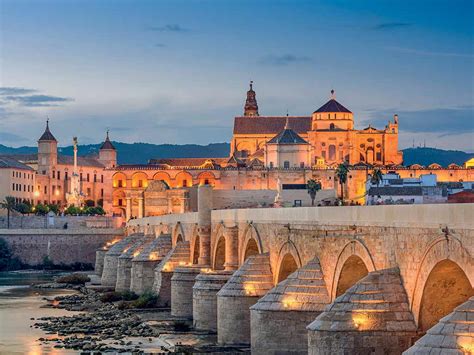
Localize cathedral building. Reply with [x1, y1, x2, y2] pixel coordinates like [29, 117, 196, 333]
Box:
[232, 83, 403, 167]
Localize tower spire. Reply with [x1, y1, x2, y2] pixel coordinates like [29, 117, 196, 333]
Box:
[330, 89, 335, 100]
[244, 80, 259, 117]
[285, 110, 290, 129]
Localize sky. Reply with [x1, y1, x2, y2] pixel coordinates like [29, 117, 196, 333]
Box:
[0, 0, 473, 151]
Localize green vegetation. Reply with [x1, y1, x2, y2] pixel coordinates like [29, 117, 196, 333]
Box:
[64, 205, 105, 216]
[0, 196, 16, 228]
[370, 168, 383, 186]
[335, 163, 349, 204]
[307, 179, 322, 206]
[115, 291, 160, 309]
[100, 290, 139, 303]
[56, 273, 91, 285]
[0, 238, 23, 270]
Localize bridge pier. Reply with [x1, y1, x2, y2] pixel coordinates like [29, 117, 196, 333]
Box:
[152, 241, 190, 307]
[224, 225, 239, 271]
[250, 258, 330, 354]
[101, 234, 141, 287]
[171, 266, 201, 319]
[193, 270, 233, 332]
[95, 248, 107, 277]
[404, 296, 474, 354]
[130, 234, 172, 295]
[307, 268, 417, 355]
[217, 253, 274, 345]
[115, 237, 150, 292]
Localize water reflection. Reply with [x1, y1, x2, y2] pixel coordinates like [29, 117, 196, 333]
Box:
[0, 271, 78, 354]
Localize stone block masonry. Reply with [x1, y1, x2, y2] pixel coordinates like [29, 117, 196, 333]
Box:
[0, 228, 123, 266]
[171, 266, 201, 319]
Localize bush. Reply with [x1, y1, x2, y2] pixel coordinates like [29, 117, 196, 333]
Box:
[121, 290, 139, 301]
[65, 205, 81, 215]
[56, 273, 90, 285]
[42, 256, 55, 270]
[0, 238, 13, 270]
[15, 203, 31, 215]
[47, 204, 60, 215]
[35, 204, 49, 215]
[100, 291, 123, 303]
[100, 290, 139, 303]
[130, 291, 159, 309]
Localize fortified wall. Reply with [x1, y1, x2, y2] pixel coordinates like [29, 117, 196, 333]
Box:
[1, 227, 124, 265]
[100, 186, 473, 354]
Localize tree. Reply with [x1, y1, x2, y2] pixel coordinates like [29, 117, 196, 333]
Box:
[307, 179, 322, 206]
[370, 168, 383, 187]
[0, 196, 16, 229]
[35, 204, 49, 216]
[335, 163, 349, 204]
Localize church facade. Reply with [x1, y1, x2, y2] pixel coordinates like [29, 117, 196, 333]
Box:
[232, 83, 402, 167]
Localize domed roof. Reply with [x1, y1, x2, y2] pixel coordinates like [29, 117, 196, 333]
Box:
[38, 120, 57, 142]
[267, 117, 308, 144]
[314, 90, 351, 114]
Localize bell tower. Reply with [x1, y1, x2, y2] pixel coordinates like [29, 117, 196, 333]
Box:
[243, 81, 259, 117]
[37, 119, 58, 176]
[98, 130, 117, 168]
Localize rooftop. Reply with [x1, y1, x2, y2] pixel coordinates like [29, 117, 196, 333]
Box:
[0, 156, 34, 171]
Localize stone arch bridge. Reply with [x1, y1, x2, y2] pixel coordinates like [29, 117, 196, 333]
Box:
[99, 187, 473, 354]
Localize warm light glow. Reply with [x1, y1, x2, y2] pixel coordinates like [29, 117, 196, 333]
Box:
[200, 267, 212, 273]
[282, 296, 296, 309]
[133, 251, 140, 257]
[458, 336, 474, 354]
[352, 311, 372, 330]
[162, 263, 171, 272]
[34, 190, 40, 197]
[244, 283, 255, 296]
[179, 261, 186, 266]
[149, 252, 159, 261]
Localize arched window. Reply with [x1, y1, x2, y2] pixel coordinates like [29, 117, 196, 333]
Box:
[330, 123, 335, 130]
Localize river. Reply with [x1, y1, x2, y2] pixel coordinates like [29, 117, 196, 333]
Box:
[0, 271, 80, 354]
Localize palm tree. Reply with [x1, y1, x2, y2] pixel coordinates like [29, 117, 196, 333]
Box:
[370, 168, 383, 187]
[0, 196, 16, 229]
[335, 163, 349, 204]
[307, 179, 322, 206]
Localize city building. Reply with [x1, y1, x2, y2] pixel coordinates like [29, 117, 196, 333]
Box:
[5, 121, 115, 211]
[0, 156, 36, 206]
[366, 172, 447, 205]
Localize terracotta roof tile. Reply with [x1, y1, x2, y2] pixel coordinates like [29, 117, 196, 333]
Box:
[233, 116, 311, 135]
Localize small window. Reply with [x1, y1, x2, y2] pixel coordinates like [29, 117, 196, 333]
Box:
[284, 161, 290, 169]
[330, 123, 335, 130]
[57, 171, 60, 180]
[300, 162, 305, 168]
[269, 162, 274, 168]
[65, 172, 68, 180]
[118, 198, 123, 206]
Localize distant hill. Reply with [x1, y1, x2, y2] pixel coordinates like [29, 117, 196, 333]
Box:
[0, 143, 472, 167]
[401, 147, 473, 167]
[0, 142, 231, 165]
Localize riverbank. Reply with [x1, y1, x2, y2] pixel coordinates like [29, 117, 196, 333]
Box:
[0, 271, 78, 354]
[0, 271, 250, 353]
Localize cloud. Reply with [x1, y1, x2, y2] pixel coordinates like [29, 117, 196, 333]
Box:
[146, 24, 189, 33]
[372, 22, 412, 31]
[259, 54, 312, 66]
[155, 43, 167, 48]
[5, 94, 74, 107]
[0, 132, 28, 143]
[385, 46, 474, 58]
[361, 106, 474, 135]
[0, 87, 37, 95]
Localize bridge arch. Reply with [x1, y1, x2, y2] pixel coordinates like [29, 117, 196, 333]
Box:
[240, 224, 263, 265]
[172, 223, 186, 246]
[411, 236, 473, 329]
[330, 239, 376, 300]
[275, 241, 302, 284]
[190, 225, 200, 264]
[211, 223, 226, 270]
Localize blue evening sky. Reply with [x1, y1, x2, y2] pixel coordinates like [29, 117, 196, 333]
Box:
[0, 0, 473, 151]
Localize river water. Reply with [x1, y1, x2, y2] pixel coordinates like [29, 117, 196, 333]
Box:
[0, 271, 79, 354]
